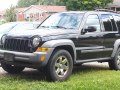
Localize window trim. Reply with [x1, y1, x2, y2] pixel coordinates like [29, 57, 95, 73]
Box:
[83, 14, 102, 33]
[110, 15, 118, 31]
[113, 14, 120, 32]
[101, 14, 118, 32]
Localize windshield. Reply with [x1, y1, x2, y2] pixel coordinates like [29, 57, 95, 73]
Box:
[0, 23, 17, 34]
[11, 23, 34, 31]
[39, 13, 84, 29]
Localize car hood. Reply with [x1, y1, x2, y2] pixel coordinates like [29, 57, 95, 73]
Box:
[7, 28, 77, 38]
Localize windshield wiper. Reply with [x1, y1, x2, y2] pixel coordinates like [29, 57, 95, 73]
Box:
[51, 26, 67, 29]
[40, 26, 50, 28]
[40, 26, 74, 29]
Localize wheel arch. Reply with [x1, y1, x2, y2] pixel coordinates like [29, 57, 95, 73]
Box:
[41, 39, 76, 63]
[112, 39, 120, 58]
[53, 45, 75, 63]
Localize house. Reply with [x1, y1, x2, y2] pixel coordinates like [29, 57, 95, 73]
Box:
[0, 10, 5, 20]
[16, 5, 66, 21]
[16, 7, 28, 21]
[107, 0, 120, 13]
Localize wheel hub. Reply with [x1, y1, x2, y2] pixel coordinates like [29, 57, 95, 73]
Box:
[55, 56, 69, 77]
[117, 54, 120, 65]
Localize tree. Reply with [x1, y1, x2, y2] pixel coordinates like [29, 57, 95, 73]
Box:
[18, 0, 54, 7]
[17, 0, 58, 7]
[17, 0, 113, 10]
[59, 0, 113, 10]
[5, 6, 16, 22]
[17, 0, 39, 7]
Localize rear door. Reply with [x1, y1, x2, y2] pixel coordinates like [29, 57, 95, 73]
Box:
[101, 14, 120, 57]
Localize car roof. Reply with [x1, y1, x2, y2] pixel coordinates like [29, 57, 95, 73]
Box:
[58, 11, 118, 15]
[59, 11, 87, 14]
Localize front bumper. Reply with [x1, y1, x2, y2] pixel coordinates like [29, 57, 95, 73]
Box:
[0, 48, 54, 68]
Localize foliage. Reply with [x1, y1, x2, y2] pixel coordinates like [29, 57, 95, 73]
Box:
[5, 6, 16, 22]
[17, 0, 58, 7]
[17, 0, 39, 7]
[42, 0, 58, 5]
[0, 19, 7, 25]
[17, 0, 113, 10]
[0, 65, 120, 90]
[59, 0, 113, 10]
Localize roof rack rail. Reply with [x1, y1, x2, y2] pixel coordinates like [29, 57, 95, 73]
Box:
[95, 9, 115, 12]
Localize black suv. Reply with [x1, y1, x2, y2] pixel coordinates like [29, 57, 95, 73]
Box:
[0, 11, 120, 81]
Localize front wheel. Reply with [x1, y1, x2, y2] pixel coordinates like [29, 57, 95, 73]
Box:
[1, 62, 25, 74]
[46, 49, 73, 82]
[109, 48, 120, 70]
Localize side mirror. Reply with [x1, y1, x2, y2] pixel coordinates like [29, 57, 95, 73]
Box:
[81, 26, 96, 35]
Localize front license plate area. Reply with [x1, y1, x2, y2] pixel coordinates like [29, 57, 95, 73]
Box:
[4, 53, 14, 62]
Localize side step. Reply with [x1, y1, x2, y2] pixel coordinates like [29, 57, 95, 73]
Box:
[75, 57, 111, 64]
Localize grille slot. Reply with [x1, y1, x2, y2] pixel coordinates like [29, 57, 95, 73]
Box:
[3, 38, 31, 52]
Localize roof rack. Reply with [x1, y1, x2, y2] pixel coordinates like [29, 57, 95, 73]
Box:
[95, 9, 115, 12]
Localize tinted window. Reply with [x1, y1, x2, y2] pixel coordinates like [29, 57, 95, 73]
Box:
[113, 15, 120, 31]
[101, 14, 117, 31]
[84, 15, 101, 32]
[109, 15, 117, 31]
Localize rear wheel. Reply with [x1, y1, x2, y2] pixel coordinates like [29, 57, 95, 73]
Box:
[109, 48, 120, 70]
[46, 49, 73, 81]
[1, 62, 25, 74]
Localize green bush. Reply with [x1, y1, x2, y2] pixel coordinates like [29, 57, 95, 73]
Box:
[0, 20, 7, 25]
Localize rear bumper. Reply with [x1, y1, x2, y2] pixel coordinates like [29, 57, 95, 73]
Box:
[0, 48, 54, 68]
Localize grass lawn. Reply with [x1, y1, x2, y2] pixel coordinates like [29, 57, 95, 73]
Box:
[0, 63, 120, 90]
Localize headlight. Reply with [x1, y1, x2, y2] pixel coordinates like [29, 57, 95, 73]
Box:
[1, 35, 6, 44]
[32, 36, 41, 47]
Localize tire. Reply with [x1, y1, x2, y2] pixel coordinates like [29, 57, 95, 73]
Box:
[109, 48, 120, 70]
[74, 63, 83, 66]
[1, 62, 25, 74]
[37, 67, 46, 73]
[46, 49, 73, 82]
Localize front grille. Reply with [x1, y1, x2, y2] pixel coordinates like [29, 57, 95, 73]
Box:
[3, 38, 32, 52]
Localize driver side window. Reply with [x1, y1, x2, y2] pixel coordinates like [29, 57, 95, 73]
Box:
[84, 14, 101, 32]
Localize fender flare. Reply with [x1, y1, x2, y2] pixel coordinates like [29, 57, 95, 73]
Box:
[111, 39, 120, 58]
[41, 39, 76, 61]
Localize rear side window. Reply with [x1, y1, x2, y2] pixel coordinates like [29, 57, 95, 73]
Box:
[101, 14, 117, 31]
[113, 15, 120, 31]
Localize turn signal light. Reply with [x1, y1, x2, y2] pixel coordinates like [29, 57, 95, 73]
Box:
[41, 56, 45, 61]
[37, 47, 50, 52]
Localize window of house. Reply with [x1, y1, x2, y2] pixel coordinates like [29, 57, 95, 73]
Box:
[84, 14, 101, 32]
[40, 13, 44, 17]
[116, 8, 120, 11]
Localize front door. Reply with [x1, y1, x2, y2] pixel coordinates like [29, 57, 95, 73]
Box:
[76, 14, 104, 60]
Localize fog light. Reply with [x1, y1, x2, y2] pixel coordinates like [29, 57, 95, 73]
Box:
[37, 47, 50, 52]
[41, 56, 45, 61]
